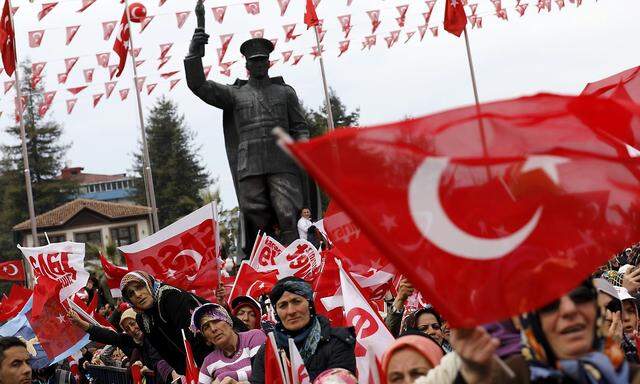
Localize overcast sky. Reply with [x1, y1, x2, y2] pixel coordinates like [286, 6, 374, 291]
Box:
[1, 0, 638, 209]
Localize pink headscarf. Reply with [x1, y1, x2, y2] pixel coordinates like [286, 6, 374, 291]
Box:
[382, 335, 444, 373]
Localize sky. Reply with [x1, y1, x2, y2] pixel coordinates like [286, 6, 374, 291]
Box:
[1, 0, 638, 210]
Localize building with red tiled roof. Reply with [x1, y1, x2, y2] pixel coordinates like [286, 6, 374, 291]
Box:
[60, 167, 137, 204]
[13, 199, 153, 248]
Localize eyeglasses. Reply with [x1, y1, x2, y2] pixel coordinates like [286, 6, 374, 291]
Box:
[538, 285, 596, 314]
[417, 322, 441, 332]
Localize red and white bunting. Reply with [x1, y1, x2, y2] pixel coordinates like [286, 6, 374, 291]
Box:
[430, 26, 439, 36]
[363, 35, 376, 50]
[31, 76, 42, 89]
[219, 33, 233, 60]
[269, 59, 278, 68]
[220, 61, 236, 71]
[176, 11, 190, 29]
[516, 3, 529, 16]
[338, 14, 351, 36]
[146, 83, 157, 95]
[216, 48, 224, 65]
[390, 30, 400, 44]
[135, 59, 145, 67]
[109, 65, 119, 79]
[250, 29, 264, 38]
[491, 0, 503, 10]
[96, 52, 110, 68]
[37, 2, 57, 21]
[66, 25, 80, 46]
[282, 50, 293, 62]
[396, 4, 408, 27]
[426, 0, 436, 11]
[136, 76, 146, 92]
[469, 3, 478, 14]
[159, 43, 173, 59]
[140, 15, 154, 32]
[338, 40, 350, 57]
[160, 70, 179, 79]
[67, 86, 88, 95]
[28, 30, 45, 48]
[57, 73, 68, 84]
[83, 68, 94, 82]
[283, 24, 300, 42]
[102, 20, 117, 40]
[93, 93, 103, 107]
[203, 65, 212, 78]
[159, 0, 167, 6]
[32, 62, 46, 78]
[405, 31, 415, 43]
[270, 38, 279, 49]
[119, 88, 129, 100]
[43, 91, 56, 105]
[77, 0, 96, 12]
[4, 80, 15, 94]
[496, 8, 508, 20]
[311, 45, 324, 59]
[157, 56, 170, 70]
[105, 81, 117, 98]
[277, 0, 291, 16]
[384, 36, 394, 49]
[292, 54, 303, 65]
[244, 2, 260, 15]
[65, 57, 79, 73]
[212, 6, 226, 23]
[169, 79, 181, 91]
[423, 10, 433, 24]
[133, 47, 142, 58]
[66, 98, 77, 114]
[366, 10, 381, 34]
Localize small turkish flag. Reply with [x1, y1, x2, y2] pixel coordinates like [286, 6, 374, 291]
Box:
[175, 11, 190, 28]
[227, 262, 278, 304]
[100, 253, 128, 297]
[28, 30, 44, 48]
[244, 2, 260, 15]
[277, 0, 290, 16]
[0, 0, 16, 77]
[0, 284, 31, 322]
[444, 0, 467, 37]
[112, 9, 129, 77]
[66, 98, 77, 114]
[37, 2, 57, 21]
[304, 0, 319, 29]
[169, 79, 181, 91]
[211, 6, 226, 23]
[0, 259, 25, 280]
[282, 93, 640, 327]
[92, 93, 103, 107]
[182, 330, 199, 384]
[65, 25, 79, 45]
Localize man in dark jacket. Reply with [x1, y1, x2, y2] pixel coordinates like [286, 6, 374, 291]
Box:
[250, 277, 356, 383]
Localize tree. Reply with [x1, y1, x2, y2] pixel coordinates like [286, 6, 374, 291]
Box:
[306, 88, 360, 138]
[304, 88, 360, 212]
[132, 97, 210, 229]
[0, 60, 75, 258]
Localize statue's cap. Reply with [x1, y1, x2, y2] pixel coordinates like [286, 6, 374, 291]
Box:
[240, 38, 274, 59]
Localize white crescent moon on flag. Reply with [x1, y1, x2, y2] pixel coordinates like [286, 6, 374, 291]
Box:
[2, 264, 18, 276]
[408, 157, 542, 260]
[174, 250, 202, 281]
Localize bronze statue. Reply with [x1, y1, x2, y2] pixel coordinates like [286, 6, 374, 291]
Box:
[184, 1, 311, 248]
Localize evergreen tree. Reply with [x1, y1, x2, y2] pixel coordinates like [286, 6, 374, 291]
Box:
[0, 61, 75, 258]
[133, 97, 210, 229]
[306, 88, 360, 138]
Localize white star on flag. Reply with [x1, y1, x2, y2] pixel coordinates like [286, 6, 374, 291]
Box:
[521, 155, 568, 185]
[166, 269, 176, 279]
[57, 314, 66, 324]
[380, 214, 398, 232]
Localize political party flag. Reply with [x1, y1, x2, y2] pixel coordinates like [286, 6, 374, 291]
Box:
[288, 338, 310, 384]
[249, 234, 284, 272]
[280, 93, 640, 327]
[19, 242, 89, 301]
[119, 203, 220, 298]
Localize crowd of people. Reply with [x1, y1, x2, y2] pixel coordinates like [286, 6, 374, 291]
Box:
[4, 244, 640, 384]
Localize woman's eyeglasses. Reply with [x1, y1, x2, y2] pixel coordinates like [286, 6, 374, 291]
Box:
[538, 285, 596, 314]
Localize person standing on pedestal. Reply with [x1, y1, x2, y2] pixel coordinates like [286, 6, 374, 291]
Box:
[184, 4, 309, 246]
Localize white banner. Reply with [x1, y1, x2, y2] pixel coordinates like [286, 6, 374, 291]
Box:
[273, 239, 322, 280]
[19, 241, 88, 300]
[249, 234, 285, 273]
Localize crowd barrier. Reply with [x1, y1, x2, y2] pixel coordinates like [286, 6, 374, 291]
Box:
[86, 365, 156, 384]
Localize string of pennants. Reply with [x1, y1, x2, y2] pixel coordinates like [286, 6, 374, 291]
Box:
[0, 0, 592, 120]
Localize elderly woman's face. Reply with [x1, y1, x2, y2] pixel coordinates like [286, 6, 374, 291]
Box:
[276, 291, 311, 331]
[236, 305, 258, 329]
[539, 289, 597, 360]
[202, 320, 235, 347]
[124, 281, 153, 310]
[386, 347, 433, 384]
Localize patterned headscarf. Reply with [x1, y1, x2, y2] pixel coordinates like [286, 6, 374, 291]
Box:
[190, 303, 233, 333]
[120, 271, 160, 307]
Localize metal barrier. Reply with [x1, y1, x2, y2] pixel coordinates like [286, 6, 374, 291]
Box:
[85, 365, 156, 384]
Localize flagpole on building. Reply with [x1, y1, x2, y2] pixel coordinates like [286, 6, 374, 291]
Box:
[123, 0, 160, 233]
[6, 0, 38, 248]
[313, 26, 335, 132]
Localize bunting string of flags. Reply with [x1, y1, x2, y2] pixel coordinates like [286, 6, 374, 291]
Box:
[1, 0, 597, 118]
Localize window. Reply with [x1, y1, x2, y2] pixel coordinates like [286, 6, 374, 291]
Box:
[117, 181, 123, 189]
[74, 231, 102, 246]
[38, 233, 67, 246]
[110, 226, 137, 246]
[89, 185, 95, 193]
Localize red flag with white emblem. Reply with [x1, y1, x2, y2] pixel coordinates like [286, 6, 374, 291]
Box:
[28, 30, 44, 48]
[182, 330, 199, 384]
[280, 94, 640, 327]
[118, 203, 220, 299]
[65, 26, 79, 45]
[0, 259, 25, 281]
[227, 262, 278, 304]
[100, 253, 128, 297]
[444, 0, 467, 36]
[211, 6, 226, 23]
[112, 9, 129, 77]
[304, 0, 318, 29]
[0, 284, 31, 322]
[0, 0, 15, 76]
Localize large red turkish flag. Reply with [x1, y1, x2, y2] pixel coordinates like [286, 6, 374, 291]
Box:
[119, 203, 220, 297]
[227, 262, 278, 305]
[283, 94, 640, 327]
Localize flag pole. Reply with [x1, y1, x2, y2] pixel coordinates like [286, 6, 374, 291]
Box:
[7, 1, 38, 249]
[122, 0, 160, 233]
[313, 26, 335, 132]
[462, 26, 490, 179]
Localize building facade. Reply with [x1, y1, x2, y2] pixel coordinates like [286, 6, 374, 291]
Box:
[60, 167, 137, 204]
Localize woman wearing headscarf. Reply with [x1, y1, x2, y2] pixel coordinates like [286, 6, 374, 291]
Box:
[383, 334, 444, 384]
[403, 306, 453, 353]
[250, 277, 357, 383]
[451, 279, 640, 383]
[119, 271, 248, 375]
[192, 303, 266, 384]
[230, 296, 262, 330]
